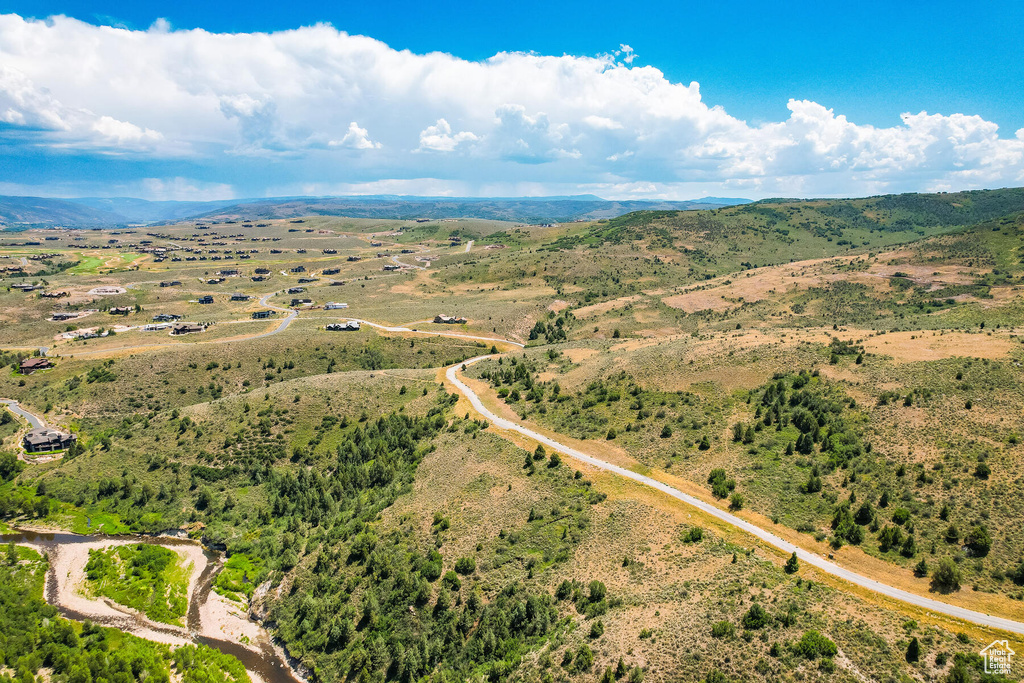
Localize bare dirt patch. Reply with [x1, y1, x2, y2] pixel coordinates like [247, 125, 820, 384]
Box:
[863, 330, 1014, 361]
[563, 347, 599, 363]
[574, 295, 644, 318]
[547, 299, 570, 313]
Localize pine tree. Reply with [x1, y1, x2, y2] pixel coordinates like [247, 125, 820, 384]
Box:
[615, 657, 627, 679]
[906, 636, 920, 662]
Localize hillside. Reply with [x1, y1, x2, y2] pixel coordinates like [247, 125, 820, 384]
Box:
[0, 194, 752, 228]
[190, 196, 750, 223]
[1, 186, 1022, 683]
[0, 195, 130, 227]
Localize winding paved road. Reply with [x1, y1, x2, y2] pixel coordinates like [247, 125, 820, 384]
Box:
[0, 399, 45, 428]
[342, 318, 524, 348]
[447, 354, 1024, 636]
[13, 280, 1024, 634]
[390, 254, 427, 270]
[256, 291, 298, 337]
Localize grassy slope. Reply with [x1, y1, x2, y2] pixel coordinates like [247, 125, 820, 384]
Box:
[2, 188, 1024, 683]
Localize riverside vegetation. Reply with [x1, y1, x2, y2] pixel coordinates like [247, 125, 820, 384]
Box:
[0, 544, 248, 683]
[1, 188, 1023, 682]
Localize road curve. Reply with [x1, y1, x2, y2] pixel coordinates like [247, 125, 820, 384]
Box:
[390, 254, 427, 270]
[342, 318, 524, 348]
[256, 291, 298, 337]
[447, 355, 1024, 636]
[0, 399, 45, 428]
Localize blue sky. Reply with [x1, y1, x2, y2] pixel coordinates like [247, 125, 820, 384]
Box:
[1, 1, 1022, 200]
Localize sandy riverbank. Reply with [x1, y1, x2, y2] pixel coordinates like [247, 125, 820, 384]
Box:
[199, 579, 264, 647]
[42, 537, 195, 646]
[12, 531, 297, 683]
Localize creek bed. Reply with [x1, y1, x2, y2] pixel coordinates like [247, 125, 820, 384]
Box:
[2, 529, 303, 683]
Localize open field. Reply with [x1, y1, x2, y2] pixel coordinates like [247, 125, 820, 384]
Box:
[2, 188, 1024, 682]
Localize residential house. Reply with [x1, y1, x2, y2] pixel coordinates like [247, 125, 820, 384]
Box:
[19, 357, 53, 373]
[171, 324, 205, 335]
[198, 295, 214, 304]
[23, 427, 76, 454]
[324, 302, 349, 310]
[433, 315, 468, 324]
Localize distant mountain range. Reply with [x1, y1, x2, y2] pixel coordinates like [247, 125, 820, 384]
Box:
[0, 194, 751, 228]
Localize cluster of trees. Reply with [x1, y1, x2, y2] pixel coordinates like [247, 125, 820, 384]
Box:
[248, 400, 586, 681]
[528, 311, 574, 343]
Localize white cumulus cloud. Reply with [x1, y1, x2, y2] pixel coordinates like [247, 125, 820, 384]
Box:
[0, 13, 1021, 197]
[417, 118, 478, 152]
[329, 122, 381, 150]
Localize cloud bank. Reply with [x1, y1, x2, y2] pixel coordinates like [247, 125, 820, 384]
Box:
[0, 13, 1022, 199]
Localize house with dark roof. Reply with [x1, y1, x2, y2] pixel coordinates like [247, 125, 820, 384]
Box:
[23, 427, 76, 453]
[20, 357, 53, 373]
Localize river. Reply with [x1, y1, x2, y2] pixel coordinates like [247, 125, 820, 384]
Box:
[2, 529, 304, 683]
